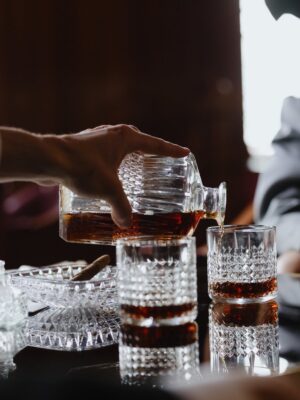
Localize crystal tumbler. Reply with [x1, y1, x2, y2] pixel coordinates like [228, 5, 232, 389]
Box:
[207, 225, 277, 303]
[209, 300, 279, 376]
[119, 322, 200, 387]
[116, 237, 197, 326]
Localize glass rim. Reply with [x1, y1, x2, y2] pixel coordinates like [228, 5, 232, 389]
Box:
[125, 152, 192, 161]
[116, 235, 196, 247]
[207, 224, 276, 234]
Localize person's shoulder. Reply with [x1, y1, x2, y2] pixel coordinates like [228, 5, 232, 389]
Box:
[282, 96, 300, 111]
[273, 96, 300, 142]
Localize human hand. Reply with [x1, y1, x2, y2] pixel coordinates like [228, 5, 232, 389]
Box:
[277, 250, 300, 274]
[0, 125, 189, 227]
[57, 124, 190, 227]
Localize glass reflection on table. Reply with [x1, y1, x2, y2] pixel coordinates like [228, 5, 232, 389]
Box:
[209, 300, 279, 376]
[119, 322, 201, 386]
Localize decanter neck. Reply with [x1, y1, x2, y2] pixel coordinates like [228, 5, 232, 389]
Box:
[197, 182, 226, 226]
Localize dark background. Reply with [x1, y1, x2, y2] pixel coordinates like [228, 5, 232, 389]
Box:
[0, 0, 257, 269]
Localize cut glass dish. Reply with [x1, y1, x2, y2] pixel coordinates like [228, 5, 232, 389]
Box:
[26, 307, 120, 351]
[9, 263, 118, 310]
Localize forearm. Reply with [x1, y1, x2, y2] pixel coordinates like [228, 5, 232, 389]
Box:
[0, 127, 70, 183]
[0, 124, 190, 227]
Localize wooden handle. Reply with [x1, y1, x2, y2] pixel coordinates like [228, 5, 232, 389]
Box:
[71, 254, 111, 281]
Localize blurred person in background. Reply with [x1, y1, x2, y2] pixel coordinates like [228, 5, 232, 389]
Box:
[254, 0, 300, 274]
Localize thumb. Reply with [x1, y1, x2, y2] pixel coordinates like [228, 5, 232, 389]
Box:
[106, 177, 132, 228]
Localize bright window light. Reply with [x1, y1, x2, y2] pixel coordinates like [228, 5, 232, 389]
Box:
[240, 0, 300, 166]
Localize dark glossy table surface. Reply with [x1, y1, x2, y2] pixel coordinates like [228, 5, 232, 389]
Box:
[6, 259, 300, 394]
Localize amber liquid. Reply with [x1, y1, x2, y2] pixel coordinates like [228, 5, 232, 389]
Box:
[120, 322, 198, 348]
[209, 277, 277, 300]
[61, 210, 210, 244]
[120, 303, 197, 322]
[211, 300, 278, 327]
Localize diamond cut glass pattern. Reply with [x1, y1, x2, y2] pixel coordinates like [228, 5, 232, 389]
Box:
[117, 237, 197, 326]
[119, 322, 200, 386]
[26, 308, 120, 351]
[207, 225, 277, 302]
[9, 264, 118, 310]
[209, 301, 279, 376]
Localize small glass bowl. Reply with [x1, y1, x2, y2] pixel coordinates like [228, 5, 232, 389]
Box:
[9, 263, 118, 310]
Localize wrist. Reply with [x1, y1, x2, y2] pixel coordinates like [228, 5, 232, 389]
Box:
[40, 134, 75, 184]
[0, 128, 73, 183]
[0, 128, 46, 180]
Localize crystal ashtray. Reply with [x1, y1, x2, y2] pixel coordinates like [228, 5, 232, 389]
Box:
[9, 263, 118, 310]
[26, 307, 120, 351]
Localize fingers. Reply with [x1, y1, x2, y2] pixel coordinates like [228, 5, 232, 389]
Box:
[35, 178, 58, 186]
[105, 176, 132, 228]
[122, 126, 190, 158]
[75, 125, 112, 135]
[90, 125, 112, 131]
[76, 124, 190, 158]
[277, 251, 300, 274]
